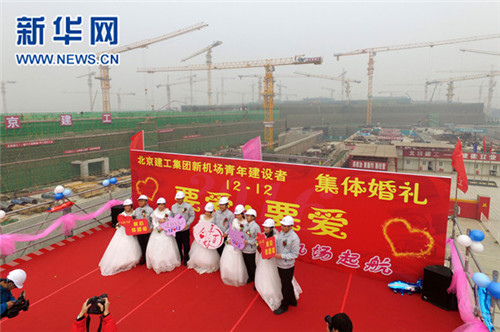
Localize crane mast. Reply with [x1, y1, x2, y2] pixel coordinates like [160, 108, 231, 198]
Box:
[95, 22, 208, 113]
[138, 55, 322, 149]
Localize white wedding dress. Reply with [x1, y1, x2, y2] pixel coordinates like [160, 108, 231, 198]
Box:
[220, 219, 248, 287]
[146, 208, 181, 274]
[187, 215, 220, 274]
[99, 211, 142, 276]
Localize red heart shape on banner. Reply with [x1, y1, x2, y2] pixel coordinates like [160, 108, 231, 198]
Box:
[382, 218, 434, 258]
[135, 177, 159, 201]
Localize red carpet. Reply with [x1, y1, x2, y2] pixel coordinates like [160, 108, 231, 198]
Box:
[0, 224, 463, 331]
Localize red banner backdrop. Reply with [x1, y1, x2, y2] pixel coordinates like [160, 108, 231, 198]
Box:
[130, 150, 451, 281]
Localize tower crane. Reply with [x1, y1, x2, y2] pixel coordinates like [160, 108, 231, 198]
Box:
[238, 74, 263, 103]
[113, 90, 135, 111]
[177, 73, 197, 104]
[181, 41, 222, 105]
[1, 81, 16, 113]
[95, 22, 208, 113]
[138, 55, 323, 149]
[333, 33, 500, 125]
[76, 70, 96, 111]
[425, 72, 499, 105]
[157, 75, 206, 108]
[275, 81, 287, 102]
[216, 75, 237, 105]
[322, 87, 336, 98]
[294, 71, 361, 103]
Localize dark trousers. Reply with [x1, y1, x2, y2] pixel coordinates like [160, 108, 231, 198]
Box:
[278, 266, 297, 308]
[175, 229, 190, 261]
[137, 232, 151, 262]
[217, 243, 225, 256]
[243, 252, 256, 283]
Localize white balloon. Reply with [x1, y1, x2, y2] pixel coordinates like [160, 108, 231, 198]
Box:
[470, 241, 484, 253]
[456, 234, 472, 247]
[0, 210, 5, 219]
[54, 185, 65, 194]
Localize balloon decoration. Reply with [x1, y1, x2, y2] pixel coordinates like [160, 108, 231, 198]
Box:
[62, 189, 72, 197]
[54, 185, 64, 194]
[469, 242, 484, 253]
[109, 177, 117, 184]
[472, 272, 491, 288]
[469, 230, 485, 242]
[54, 193, 64, 200]
[0, 210, 5, 219]
[102, 179, 110, 187]
[487, 282, 500, 299]
[468, 229, 486, 253]
[456, 234, 472, 247]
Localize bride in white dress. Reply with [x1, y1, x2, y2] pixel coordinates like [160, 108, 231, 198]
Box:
[187, 202, 220, 274]
[220, 204, 248, 287]
[99, 199, 142, 276]
[255, 218, 302, 311]
[146, 197, 181, 274]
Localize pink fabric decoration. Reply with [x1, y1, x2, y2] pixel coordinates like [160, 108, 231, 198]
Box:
[241, 136, 262, 160]
[0, 199, 123, 256]
[447, 239, 488, 332]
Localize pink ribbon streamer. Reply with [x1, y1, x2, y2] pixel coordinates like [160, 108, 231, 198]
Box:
[0, 199, 123, 256]
[446, 238, 488, 332]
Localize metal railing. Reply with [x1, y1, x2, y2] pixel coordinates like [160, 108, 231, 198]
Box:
[0, 179, 131, 265]
[449, 215, 500, 328]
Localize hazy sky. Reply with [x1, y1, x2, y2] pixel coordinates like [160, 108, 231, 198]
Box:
[1, 0, 499, 113]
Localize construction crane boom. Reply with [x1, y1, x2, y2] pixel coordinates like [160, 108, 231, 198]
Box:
[181, 41, 223, 105]
[460, 48, 500, 56]
[139, 55, 322, 149]
[333, 33, 500, 125]
[95, 22, 208, 113]
[295, 71, 360, 102]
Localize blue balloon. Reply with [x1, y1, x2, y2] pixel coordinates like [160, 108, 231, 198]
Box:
[54, 193, 64, 200]
[469, 229, 485, 242]
[102, 179, 110, 187]
[62, 189, 72, 197]
[487, 281, 500, 299]
[472, 272, 491, 288]
[109, 177, 117, 184]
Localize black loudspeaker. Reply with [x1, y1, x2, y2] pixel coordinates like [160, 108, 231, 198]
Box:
[422, 265, 458, 310]
[110, 205, 124, 227]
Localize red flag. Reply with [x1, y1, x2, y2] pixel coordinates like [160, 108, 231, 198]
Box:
[130, 131, 144, 150]
[241, 136, 262, 160]
[483, 136, 486, 152]
[490, 142, 493, 154]
[451, 139, 468, 193]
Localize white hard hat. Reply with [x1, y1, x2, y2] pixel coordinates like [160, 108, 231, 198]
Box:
[245, 209, 257, 217]
[157, 197, 166, 204]
[205, 202, 214, 212]
[219, 197, 229, 205]
[281, 216, 294, 226]
[234, 204, 245, 215]
[123, 199, 133, 206]
[175, 191, 185, 199]
[262, 218, 275, 227]
[138, 194, 148, 201]
[7, 269, 26, 289]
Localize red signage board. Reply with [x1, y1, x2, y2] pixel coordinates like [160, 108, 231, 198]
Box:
[5, 140, 55, 148]
[349, 160, 388, 171]
[102, 113, 112, 124]
[402, 149, 497, 161]
[64, 146, 101, 154]
[130, 150, 451, 281]
[4, 116, 21, 129]
[257, 233, 277, 259]
[117, 215, 150, 235]
[60, 114, 72, 126]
